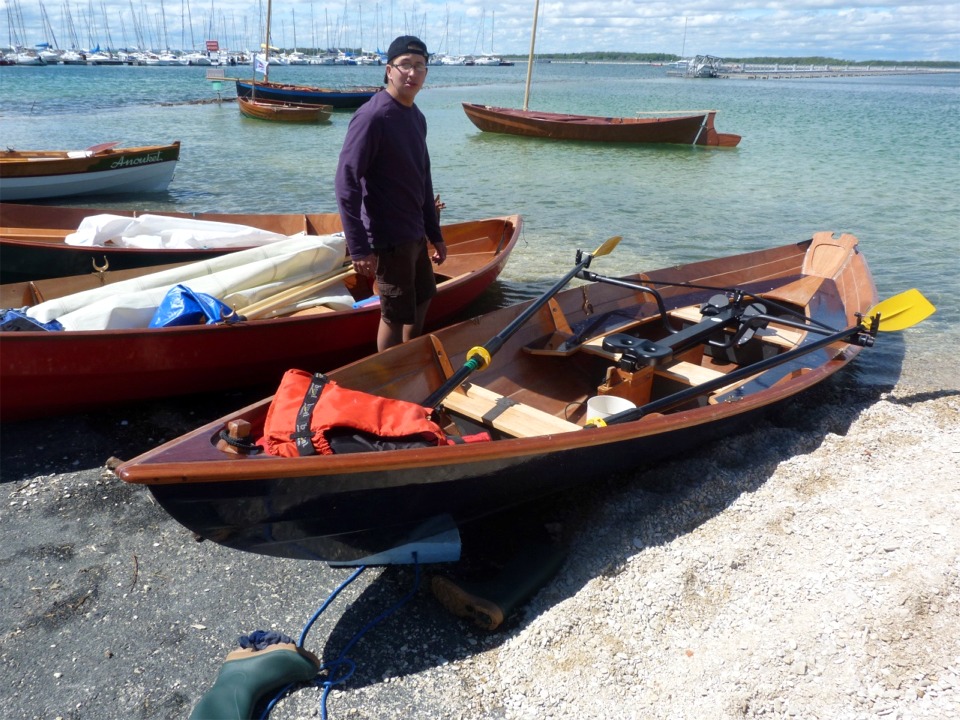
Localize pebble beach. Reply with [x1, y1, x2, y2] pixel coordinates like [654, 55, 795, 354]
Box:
[2, 363, 957, 719]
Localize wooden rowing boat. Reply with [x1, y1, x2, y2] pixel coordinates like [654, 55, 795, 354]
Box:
[0, 203, 346, 284]
[237, 96, 333, 122]
[114, 232, 929, 564]
[462, 104, 742, 146]
[0, 214, 521, 420]
[0, 141, 181, 201]
[234, 79, 380, 109]
[236, 0, 334, 124]
[460, 2, 740, 148]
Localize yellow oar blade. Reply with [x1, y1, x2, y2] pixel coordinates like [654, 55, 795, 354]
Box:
[868, 289, 936, 332]
[591, 235, 621, 258]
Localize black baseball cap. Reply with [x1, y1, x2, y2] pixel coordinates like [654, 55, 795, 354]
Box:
[387, 36, 428, 63]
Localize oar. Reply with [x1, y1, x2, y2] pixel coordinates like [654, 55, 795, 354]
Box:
[422, 236, 621, 409]
[592, 289, 935, 427]
[239, 266, 355, 321]
[863, 288, 934, 331]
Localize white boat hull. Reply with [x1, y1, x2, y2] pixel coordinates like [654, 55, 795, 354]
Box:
[0, 161, 178, 201]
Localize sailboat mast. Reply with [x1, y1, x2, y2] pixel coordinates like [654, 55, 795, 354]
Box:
[522, 0, 540, 111]
[262, 0, 272, 84]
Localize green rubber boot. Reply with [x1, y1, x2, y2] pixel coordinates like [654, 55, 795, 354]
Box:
[431, 542, 566, 631]
[189, 643, 320, 720]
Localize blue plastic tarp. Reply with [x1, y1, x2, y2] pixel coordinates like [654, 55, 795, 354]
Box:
[148, 284, 233, 328]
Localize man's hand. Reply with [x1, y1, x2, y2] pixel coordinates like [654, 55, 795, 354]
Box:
[352, 254, 377, 278]
[431, 241, 447, 265]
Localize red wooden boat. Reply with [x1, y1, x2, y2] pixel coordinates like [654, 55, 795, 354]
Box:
[462, 104, 741, 146]
[0, 203, 348, 284]
[0, 214, 521, 420]
[114, 232, 932, 564]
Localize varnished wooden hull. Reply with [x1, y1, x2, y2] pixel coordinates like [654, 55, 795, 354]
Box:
[116, 234, 877, 563]
[462, 104, 742, 146]
[237, 97, 333, 122]
[0, 142, 181, 200]
[0, 215, 521, 420]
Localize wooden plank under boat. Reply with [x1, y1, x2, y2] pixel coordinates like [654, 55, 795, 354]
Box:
[237, 97, 333, 122]
[234, 79, 381, 109]
[0, 214, 521, 420]
[114, 231, 886, 564]
[461, 103, 742, 147]
[0, 141, 181, 201]
[0, 203, 347, 284]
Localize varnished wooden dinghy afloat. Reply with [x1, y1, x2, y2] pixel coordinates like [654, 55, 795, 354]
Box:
[237, 96, 333, 122]
[0, 141, 181, 201]
[115, 233, 934, 564]
[462, 104, 742, 147]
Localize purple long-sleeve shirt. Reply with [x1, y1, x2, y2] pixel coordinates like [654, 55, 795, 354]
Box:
[334, 91, 443, 260]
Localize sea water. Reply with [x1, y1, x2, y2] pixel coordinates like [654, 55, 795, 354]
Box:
[1, 62, 958, 390]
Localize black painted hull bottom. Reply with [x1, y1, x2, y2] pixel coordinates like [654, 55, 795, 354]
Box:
[149, 403, 769, 563]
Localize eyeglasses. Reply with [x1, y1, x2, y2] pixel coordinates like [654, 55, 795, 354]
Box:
[391, 62, 428, 74]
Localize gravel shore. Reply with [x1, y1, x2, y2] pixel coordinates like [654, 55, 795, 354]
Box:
[1, 373, 957, 720]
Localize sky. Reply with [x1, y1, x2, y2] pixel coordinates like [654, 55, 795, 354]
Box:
[3, 0, 958, 62]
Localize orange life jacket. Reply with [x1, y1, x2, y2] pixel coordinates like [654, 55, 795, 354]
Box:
[258, 369, 447, 457]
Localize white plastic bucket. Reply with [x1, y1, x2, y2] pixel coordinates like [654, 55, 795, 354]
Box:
[585, 395, 636, 420]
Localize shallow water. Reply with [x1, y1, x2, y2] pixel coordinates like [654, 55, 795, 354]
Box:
[2, 62, 957, 390]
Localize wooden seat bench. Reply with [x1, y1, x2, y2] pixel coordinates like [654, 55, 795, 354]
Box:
[441, 383, 582, 438]
[655, 360, 727, 385]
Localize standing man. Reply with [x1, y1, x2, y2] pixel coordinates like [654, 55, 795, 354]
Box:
[335, 35, 447, 351]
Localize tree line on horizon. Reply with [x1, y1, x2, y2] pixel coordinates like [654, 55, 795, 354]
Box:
[508, 52, 958, 68]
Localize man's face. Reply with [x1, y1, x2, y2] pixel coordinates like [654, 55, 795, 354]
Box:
[386, 53, 428, 104]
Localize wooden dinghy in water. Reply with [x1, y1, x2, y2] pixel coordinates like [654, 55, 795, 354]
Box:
[237, 96, 333, 122]
[0, 141, 181, 201]
[114, 231, 933, 564]
[234, 79, 381, 109]
[462, 104, 741, 146]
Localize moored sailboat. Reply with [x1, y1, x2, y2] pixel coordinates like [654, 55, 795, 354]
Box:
[461, 0, 741, 146]
[238, 0, 333, 123]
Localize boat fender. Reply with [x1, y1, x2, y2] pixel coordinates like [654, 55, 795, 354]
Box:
[258, 369, 447, 457]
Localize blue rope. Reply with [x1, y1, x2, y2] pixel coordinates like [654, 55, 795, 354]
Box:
[316, 557, 421, 720]
[299, 565, 368, 649]
[257, 554, 422, 720]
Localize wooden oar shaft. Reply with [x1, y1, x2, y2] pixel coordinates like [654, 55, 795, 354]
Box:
[423, 256, 595, 409]
[242, 267, 355, 320]
[237, 262, 351, 316]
